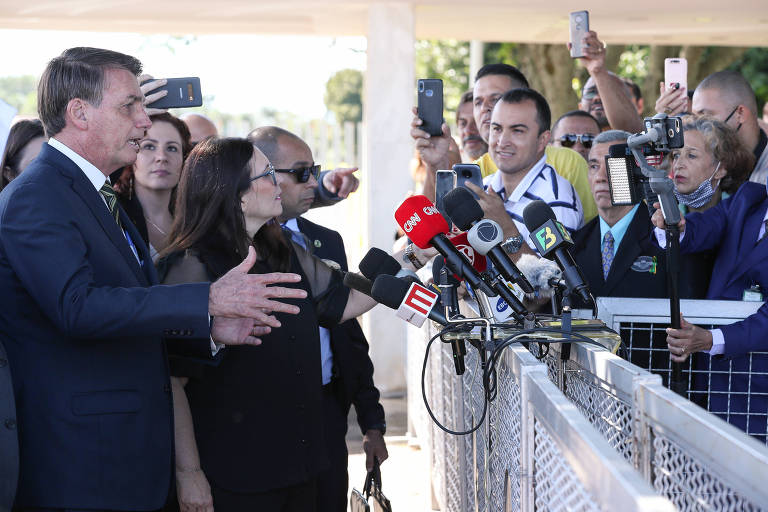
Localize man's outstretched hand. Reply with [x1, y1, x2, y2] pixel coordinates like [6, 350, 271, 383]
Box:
[208, 247, 307, 341]
[322, 167, 360, 198]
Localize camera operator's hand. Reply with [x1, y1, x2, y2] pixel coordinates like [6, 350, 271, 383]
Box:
[666, 315, 713, 363]
[651, 202, 686, 233]
[139, 74, 168, 117]
[655, 82, 688, 117]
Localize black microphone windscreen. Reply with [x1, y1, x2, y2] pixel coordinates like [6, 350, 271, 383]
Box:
[370, 274, 410, 309]
[359, 247, 400, 279]
[443, 187, 484, 231]
[343, 272, 373, 297]
[522, 200, 556, 232]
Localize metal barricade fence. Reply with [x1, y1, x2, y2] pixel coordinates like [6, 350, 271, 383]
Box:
[575, 297, 767, 441]
[414, 324, 674, 511]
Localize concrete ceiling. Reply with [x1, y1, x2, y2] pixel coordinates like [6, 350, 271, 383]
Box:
[0, 1, 766, 47]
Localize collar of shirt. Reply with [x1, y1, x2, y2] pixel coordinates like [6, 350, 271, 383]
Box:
[599, 204, 639, 255]
[485, 154, 547, 203]
[281, 217, 308, 249]
[48, 137, 109, 191]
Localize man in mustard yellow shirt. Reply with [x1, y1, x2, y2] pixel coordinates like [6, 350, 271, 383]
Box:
[411, 63, 597, 223]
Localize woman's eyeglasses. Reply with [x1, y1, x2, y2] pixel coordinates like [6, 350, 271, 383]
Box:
[274, 164, 321, 183]
[557, 133, 596, 149]
[250, 163, 277, 186]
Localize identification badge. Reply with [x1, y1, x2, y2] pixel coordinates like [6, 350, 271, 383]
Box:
[743, 285, 764, 302]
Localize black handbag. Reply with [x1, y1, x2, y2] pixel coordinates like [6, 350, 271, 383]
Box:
[349, 457, 392, 512]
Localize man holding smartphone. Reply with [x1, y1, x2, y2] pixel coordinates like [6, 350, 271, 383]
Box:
[411, 63, 597, 225]
[573, 30, 644, 133]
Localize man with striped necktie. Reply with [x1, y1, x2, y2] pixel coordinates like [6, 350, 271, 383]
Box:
[0, 48, 306, 510]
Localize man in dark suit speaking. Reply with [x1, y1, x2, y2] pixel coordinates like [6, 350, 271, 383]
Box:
[0, 47, 307, 510]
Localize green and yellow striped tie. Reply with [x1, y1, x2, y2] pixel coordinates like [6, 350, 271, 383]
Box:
[99, 181, 122, 230]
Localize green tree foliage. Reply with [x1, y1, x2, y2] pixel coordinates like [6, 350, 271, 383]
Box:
[415, 39, 470, 113]
[0, 75, 38, 116]
[324, 69, 363, 124]
[728, 48, 768, 109]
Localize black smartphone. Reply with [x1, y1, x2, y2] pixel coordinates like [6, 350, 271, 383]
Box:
[569, 10, 590, 58]
[453, 164, 484, 198]
[435, 169, 456, 226]
[143, 77, 203, 109]
[417, 79, 444, 136]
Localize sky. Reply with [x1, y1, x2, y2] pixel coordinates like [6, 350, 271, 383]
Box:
[0, 30, 368, 121]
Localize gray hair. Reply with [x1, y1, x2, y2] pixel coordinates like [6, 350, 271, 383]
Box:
[593, 129, 631, 145]
[38, 47, 142, 137]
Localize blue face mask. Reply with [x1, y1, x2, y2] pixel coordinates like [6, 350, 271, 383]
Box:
[674, 162, 721, 208]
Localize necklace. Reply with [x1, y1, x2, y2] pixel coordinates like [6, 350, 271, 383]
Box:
[144, 216, 168, 236]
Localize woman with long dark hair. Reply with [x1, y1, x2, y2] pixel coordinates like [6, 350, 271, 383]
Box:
[159, 137, 413, 511]
[1, 119, 46, 191]
[113, 112, 192, 261]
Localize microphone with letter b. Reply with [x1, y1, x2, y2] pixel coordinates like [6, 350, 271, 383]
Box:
[395, 195, 495, 297]
[522, 200, 592, 306]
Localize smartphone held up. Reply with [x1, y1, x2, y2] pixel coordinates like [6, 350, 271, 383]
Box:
[142, 77, 203, 109]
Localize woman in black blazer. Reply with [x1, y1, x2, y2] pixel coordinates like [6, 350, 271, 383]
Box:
[159, 137, 408, 512]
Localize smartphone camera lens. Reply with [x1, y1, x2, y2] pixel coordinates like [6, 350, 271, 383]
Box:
[418, 81, 424, 92]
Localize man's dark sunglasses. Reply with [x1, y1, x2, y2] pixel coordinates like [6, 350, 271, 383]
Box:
[274, 164, 321, 183]
[558, 133, 596, 148]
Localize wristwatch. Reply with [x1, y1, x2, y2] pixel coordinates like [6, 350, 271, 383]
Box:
[404, 243, 423, 269]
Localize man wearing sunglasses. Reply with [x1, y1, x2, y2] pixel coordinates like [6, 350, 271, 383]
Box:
[692, 70, 768, 185]
[550, 110, 600, 161]
[248, 126, 388, 512]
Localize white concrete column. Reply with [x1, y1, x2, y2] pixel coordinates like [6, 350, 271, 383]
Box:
[362, 3, 414, 393]
[469, 40, 484, 87]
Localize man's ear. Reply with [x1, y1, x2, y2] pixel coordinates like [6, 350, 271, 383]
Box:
[538, 129, 551, 152]
[66, 98, 89, 130]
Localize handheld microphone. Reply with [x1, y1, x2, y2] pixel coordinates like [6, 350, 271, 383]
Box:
[432, 259, 465, 374]
[359, 247, 401, 280]
[467, 219, 534, 293]
[370, 274, 447, 327]
[372, 274, 465, 374]
[342, 272, 374, 297]
[358, 246, 422, 284]
[522, 200, 591, 306]
[446, 231, 486, 273]
[444, 187, 534, 293]
[432, 257, 460, 316]
[515, 254, 563, 300]
[395, 195, 495, 297]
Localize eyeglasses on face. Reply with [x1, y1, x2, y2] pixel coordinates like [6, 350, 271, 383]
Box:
[274, 164, 321, 183]
[558, 133, 596, 148]
[250, 162, 277, 186]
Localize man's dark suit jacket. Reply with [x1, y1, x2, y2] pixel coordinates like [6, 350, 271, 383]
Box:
[676, 182, 768, 437]
[0, 339, 17, 511]
[296, 217, 385, 433]
[572, 206, 671, 306]
[571, 205, 710, 308]
[0, 144, 211, 510]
